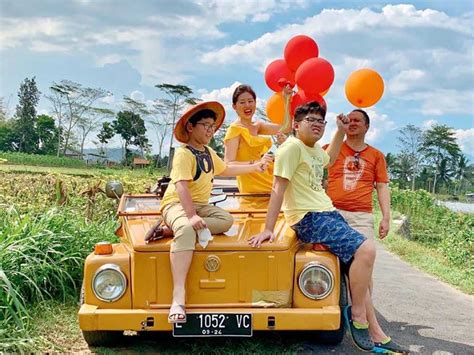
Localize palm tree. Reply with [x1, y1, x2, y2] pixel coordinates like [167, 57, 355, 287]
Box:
[422, 124, 460, 194]
[453, 154, 471, 195]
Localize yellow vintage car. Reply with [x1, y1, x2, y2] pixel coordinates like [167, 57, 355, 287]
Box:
[78, 182, 347, 346]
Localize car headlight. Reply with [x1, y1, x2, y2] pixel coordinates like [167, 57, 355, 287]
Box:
[298, 262, 334, 300]
[92, 264, 127, 302]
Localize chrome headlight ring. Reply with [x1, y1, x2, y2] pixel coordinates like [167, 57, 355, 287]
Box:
[92, 263, 127, 302]
[298, 262, 334, 300]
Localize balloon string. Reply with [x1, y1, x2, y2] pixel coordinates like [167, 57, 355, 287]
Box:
[281, 90, 292, 134]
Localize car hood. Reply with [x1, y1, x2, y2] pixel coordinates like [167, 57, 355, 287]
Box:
[124, 212, 298, 252]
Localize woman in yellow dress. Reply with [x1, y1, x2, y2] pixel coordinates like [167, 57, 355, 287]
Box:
[224, 84, 285, 194]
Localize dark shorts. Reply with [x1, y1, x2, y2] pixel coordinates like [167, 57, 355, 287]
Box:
[292, 211, 366, 264]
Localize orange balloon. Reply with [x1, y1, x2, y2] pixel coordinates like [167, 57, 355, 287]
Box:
[345, 69, 384, 108]
[265, 92, 285, 124]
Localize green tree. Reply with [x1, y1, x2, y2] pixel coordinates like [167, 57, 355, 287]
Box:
[113, 110, 149, 164]
[0, 97, 8, 122]
[208, 122, 228, 158]
[392, 152, 413, 189]
[97, 121, 115, 156]
[0, 120, 18, 151]
[453, 154, 471, 195]
[155, 83, 198, 171]
[47, 80, 109, 156]
[384, 152, 397, 180]
[14, 77, 41, 153]
[422, 124, 461, 194]
[77, 107, 114, 155]
[397, 124, 424, 190]
[36, 114, 59, 154]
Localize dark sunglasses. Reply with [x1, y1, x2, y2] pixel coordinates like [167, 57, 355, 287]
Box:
[353, 152, 361, 168]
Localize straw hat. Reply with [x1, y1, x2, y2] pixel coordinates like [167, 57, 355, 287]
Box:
[174, 101, 226, 143]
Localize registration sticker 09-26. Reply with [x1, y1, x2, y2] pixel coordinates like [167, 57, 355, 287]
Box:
[173, 313, 252, 337]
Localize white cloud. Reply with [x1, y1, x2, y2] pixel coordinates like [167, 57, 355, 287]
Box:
[0, 17, 68, 49]
[389, 69, 428, 94]
[201, 5, 472, 66]
[422, 119, 438, 130]
[130, 90, 145, 102]
[417, 90, 474, 116]
[100, 94, 115, 105]
[454, 128, 474, 155]
[96, 54, 122, 67]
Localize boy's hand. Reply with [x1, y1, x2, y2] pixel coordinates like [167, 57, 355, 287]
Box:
[336, 113, 350, 132]
[248, 229, 275, 248]
[189, 214, 206, 230]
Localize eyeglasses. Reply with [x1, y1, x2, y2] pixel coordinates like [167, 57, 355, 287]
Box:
[196, 122, 217, 131]
[303, 116, 327, 125]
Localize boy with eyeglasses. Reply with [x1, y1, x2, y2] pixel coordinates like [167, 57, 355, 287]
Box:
[249, 101, 400, 353]
[325, 109, 407, 353]
[158, 101, 268, 324]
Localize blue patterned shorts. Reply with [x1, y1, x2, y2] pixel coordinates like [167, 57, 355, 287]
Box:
[292, 211, 366, 264]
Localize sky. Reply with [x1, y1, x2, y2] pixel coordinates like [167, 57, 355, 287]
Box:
[1, 0, 473, 158]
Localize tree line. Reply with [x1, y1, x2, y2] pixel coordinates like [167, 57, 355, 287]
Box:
[387, 124, 472, 195]
[0, 78, 206, 167]
[0, 77, 472, 196]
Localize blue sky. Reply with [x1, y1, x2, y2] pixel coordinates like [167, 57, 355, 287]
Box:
[0, 0, 473, 158]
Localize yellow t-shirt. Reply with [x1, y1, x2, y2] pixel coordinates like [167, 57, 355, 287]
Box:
[223, 123, 274, 193]
[274, 136, 335, 225]
[160, 145, 226, 210]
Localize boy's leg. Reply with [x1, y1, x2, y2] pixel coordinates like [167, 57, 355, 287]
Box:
[195, 204, 233, 234]
[162, 203, 198, 322]
[339, 210, 388, 341]
[348, 238, 376, 324]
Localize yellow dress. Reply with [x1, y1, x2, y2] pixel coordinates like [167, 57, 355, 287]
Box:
[223, 123, 274, 193]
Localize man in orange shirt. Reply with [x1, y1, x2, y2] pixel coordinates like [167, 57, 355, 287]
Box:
[326, 109, 408, 354]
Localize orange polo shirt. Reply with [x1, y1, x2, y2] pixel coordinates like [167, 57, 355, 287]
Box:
[325, 142, 389, 213]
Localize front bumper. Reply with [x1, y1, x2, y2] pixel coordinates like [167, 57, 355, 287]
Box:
[79, 304, 341, 331]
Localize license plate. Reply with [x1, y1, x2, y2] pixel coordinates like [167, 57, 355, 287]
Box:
[173, 313, 252, 337]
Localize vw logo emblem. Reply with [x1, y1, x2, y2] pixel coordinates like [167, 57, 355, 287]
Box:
[205, 255, 220, 272]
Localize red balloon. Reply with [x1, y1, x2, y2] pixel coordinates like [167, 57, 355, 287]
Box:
[264, 59, 295, 92]
[290, 90, 327, 116]
[284, 35, 319, 72]
[295, 57, 334, 95]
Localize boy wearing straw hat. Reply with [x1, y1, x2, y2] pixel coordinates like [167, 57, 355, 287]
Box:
[157, 101, 268, 324]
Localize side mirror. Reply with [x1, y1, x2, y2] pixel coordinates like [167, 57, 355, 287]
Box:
[105, 181, 124, 199]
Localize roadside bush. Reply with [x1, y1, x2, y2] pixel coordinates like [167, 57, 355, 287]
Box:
[0, 151, 87, 168]
[390, 187, 473, 269]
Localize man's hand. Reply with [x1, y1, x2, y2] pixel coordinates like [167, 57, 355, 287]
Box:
[189, 214, 206, 230]
[379, 218, 390, 239]
[248, 229, 275, 248]
[336, 113, 350, 132]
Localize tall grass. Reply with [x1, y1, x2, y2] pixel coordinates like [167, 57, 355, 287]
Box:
[390, 187, 473, 270]
[0, 205, 118, 351]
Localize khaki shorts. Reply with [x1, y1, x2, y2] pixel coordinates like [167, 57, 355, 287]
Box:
[162, 203, 233, 253]
[337, 210, 375, 239]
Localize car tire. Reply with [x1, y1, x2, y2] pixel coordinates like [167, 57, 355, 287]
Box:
[80, 282, 124, 347]
[314, 273, 348, 344]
